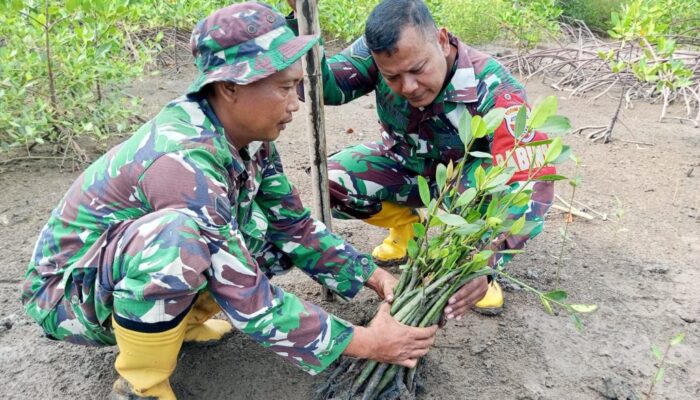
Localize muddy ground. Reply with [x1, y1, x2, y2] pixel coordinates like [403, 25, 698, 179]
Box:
[1, 56, 699, 400]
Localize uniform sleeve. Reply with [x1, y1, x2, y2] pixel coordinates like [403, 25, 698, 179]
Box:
[138, 147, 353, 375]
[473, 59, 557, 267]
[256, 143, 376, 299]
[320, 37, 380, 104]
[288, 16, 378, 104]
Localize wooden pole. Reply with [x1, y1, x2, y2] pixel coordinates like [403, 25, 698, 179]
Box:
[296, 0, 334, 301]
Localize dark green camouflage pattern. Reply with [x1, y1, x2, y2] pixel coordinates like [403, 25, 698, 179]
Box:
[22, 94, 376, 375]
[187, 2, 318, 94]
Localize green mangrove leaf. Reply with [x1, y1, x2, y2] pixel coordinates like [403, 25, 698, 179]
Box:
[483, 107, 506, 132]
[466, 209, 481, 222]
[514, 105, 528, 139]
[437, 213, 468, 226]
[544, 137, 563, 164]
[540, 296, 554, 315]
[486, 216, 503, 227]
[487, 184, 511, 194]
[427, 198, 438, 216]
[459, 111, 472, 145]
[569, 304, 598, 313]
[471, 115, 487, 139]
[654, 367, 665, 384]
[436, 163, 447, 191]
[454, 222, 484, 235]
[418, 176, 430, 207]
[523, 138, 553, 147]
[535, 174, 568, 181]
[444, 251, 460, 269]
[550, 145, 572, 165]
[474, 166, 486, 190]
[485, 200, 499, 218]
[671, 332, 686, 346]
[456, 187, 477, 207]
[469, 151, 492, 159]
[473, 250, 493, 262]
[512, 192, 531, 207]
[544, 290, 568, 302]
[528, 95, 558, 129]
[428, 216, 444, 228]
[497, 249, 524, 254]
[569, 175, 582, 188]
[413, 223, 426, 238]
[510, 215, 526, 235]
[570, 314, 584, 331]
[407, 239, 418, 259]
[537, 115, 571, 135]
[487, 168, 515, 188]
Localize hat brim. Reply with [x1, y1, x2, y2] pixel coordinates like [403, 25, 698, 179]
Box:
[186, 33, 319, 95]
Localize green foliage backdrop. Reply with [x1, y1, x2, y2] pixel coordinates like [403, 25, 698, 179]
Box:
[0, 0, 698, 154]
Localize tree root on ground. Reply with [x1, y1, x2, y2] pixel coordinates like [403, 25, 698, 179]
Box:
[497, 19, 700, 140]
[313, 358, 425, 400]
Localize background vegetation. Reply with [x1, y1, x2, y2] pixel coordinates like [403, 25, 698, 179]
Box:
[0, 0, 698, 156]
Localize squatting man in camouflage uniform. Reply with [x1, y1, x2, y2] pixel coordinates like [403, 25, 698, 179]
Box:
[287, 0, 557, 316]
[18, 3, 479, 399]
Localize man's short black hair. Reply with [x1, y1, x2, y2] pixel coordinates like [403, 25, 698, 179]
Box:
[365, 0, 437, 54]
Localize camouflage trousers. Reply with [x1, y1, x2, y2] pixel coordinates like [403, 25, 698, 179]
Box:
[37, 208, 294, 346]
[328, 142, 554, 268]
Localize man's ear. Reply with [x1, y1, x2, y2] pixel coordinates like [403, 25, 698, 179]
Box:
[213, 81, 238, 103]
[437, 27, 450, 57]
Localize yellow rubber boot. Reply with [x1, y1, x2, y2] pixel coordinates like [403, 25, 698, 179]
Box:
[473, 280, 504, 316]
[364, 202, 421, 265]
[184, 291, 232, 343]
[111, 315, 187, 400]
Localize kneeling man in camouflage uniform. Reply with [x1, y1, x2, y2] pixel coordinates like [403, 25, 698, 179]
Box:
[21, 3, 438, 399]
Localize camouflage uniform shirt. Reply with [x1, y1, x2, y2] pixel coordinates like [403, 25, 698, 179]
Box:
[22, 95, 376, 374]
[315, 32, 556, 179]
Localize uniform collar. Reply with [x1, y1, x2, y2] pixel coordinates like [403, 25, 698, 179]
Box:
[195, 96, 250, 178]
[443, 33, 479, 104]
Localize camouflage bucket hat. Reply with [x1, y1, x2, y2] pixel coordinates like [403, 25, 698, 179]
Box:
[186, 2, 318, 95]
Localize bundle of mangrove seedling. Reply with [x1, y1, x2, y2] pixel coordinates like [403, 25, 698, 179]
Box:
[315, 97, 597, 400]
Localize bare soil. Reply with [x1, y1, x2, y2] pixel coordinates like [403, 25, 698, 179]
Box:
[1, 59, 698, 400]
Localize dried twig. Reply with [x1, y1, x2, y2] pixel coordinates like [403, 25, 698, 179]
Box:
[553, 195, 595, 221]
[616, 138, 655, 146]
[551, 204, 595, 221]
[572, 200, 610, 221]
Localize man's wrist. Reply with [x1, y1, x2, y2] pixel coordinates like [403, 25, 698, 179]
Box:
[344, 325, 373, 359]
[364, 267, 380, 289]
[364, 266, 385, 293]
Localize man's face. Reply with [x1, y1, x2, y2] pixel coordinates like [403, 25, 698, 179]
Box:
[372, 26, 451, 108]
[215, 61, 303, 148]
